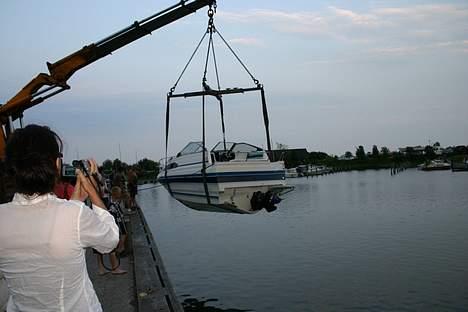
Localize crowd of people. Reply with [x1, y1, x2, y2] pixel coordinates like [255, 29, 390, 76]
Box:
[0, 124, 139, 311]
[53, 151, 140, 277]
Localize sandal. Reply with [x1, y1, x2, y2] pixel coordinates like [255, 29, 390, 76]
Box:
[111, 269, 127, 275]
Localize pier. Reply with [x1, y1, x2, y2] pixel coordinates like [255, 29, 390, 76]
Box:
[87, 206, 183, 312]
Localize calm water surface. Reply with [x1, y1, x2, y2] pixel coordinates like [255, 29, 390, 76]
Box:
[139, 169, 468, 311]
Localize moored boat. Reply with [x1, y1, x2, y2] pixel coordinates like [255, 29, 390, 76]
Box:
[451, 159, 468, 172]
[285, 168, 299, 178]
[419, 159, 451, 171]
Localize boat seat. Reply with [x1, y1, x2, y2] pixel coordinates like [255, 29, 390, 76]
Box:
[247, 151, 264, 159]
[213, 151, 235, 162]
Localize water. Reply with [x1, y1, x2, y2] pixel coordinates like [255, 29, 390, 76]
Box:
[139, 169, 468, 311]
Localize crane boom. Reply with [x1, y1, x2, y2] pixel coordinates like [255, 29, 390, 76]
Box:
[0, 0, 215, 158]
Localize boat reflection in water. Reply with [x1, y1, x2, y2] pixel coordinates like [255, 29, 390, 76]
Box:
[158, 141, 293, 214]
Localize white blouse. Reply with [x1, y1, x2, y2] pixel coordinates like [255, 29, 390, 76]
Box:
[0, 193, 119, 312]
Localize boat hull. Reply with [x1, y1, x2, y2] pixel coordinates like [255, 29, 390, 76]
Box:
[158, 162, 291, 214]
[421, 166, 451, 171]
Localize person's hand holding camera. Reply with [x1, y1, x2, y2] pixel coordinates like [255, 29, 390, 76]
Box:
[70, 159, 106, 210]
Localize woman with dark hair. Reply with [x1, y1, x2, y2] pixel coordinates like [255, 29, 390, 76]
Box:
[0, 124, 119, 312]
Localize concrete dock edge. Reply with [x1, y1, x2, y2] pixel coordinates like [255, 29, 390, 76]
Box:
[131, 207, 184, 312]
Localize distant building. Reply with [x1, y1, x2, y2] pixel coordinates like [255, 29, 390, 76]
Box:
[452, 145, 468, 155]
[398, 145, 425, 155]
[434, 146, 444, 156]
[398, 144, 453, 156]
[270, 148, 309, 161]
[443, 147, 454, 154]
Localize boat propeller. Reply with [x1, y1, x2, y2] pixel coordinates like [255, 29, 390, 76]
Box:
[250, 191, 282, 213]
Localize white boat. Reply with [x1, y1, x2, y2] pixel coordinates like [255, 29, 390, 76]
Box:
[158, 141, 293, 214]
[285, 168, 299, 178]
[308, 165, 331, 176]
[419, 159, 451, 171]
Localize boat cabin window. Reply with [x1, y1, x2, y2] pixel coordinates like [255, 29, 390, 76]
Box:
[178, 142, 204, 156]
[231, 143, 262, 153]
[211, 142, 264, 162]
[211, 141, 234, 152]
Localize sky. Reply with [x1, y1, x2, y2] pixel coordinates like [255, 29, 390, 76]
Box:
[1, 0, 467, 164]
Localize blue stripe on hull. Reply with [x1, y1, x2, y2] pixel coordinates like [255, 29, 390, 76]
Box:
[158, 170, 285, 184]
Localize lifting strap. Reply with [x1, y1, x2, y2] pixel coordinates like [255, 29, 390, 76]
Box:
[201, 94, 211, 204]
[208, 25, 227, 151]
[163, 2, 275, 206]
[164, 94, 173, 195]
[260, 87, 273, 159]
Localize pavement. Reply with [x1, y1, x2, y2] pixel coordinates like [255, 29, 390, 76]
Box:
[86, 206, 182, 312]
[86, 248, 137, 311]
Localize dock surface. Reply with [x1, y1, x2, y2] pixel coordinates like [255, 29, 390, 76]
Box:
[86, 248, 136, 311]
[87, 207, 183, 311]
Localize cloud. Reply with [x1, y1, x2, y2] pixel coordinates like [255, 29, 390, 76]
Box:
[328, 6, 380, 26]
[369, 46, 419, 56]
[460, 40, 468, 53]
[369, 40, 468, 56]
[218, 4, 468, 57]
[218, 9, 329, 36]
[374, 4, 468, 18]
[229, 37, 264, 47]
[434, 41, 458, 47]
[303, 59, 347, 66]
[408, 30, 433, 38]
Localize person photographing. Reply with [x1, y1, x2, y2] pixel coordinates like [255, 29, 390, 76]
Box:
[0, 125, 119, 312]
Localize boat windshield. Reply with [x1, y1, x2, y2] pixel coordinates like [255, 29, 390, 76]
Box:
[178, 142, 204, 156]
[212, 141, 235, 152]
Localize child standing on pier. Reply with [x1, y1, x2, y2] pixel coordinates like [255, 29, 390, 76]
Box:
[95, 186, 127, 275]
[109, 186, 127, 255]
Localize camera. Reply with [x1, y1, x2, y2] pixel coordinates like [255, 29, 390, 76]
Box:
[62, 164, 77, 177]
[72, 160, 91, 175]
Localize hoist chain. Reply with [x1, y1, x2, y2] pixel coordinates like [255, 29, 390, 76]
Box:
[169, 0, 261, 95]
[207, 2, 217, 34]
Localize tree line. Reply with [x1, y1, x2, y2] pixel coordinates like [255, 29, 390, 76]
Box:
[100, 158, 160, 183]
[97, 142, 468, 176]
[280, 143, 468, 170]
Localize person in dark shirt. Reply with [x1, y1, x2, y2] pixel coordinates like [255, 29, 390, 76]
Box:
[127, 168, 138, 210]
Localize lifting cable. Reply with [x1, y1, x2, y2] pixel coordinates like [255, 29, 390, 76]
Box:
[164, 31, 208, 196]
[200, 6, 216, 205]
[164, 1, 274, 205]
[209, 35, 227, 151]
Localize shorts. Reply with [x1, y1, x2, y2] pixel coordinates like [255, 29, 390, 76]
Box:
[128, 184, 138, 197]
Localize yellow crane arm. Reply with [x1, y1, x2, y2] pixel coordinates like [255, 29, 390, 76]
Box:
[0, 0, 215, 159]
